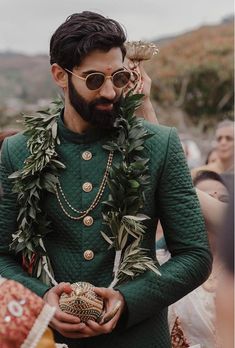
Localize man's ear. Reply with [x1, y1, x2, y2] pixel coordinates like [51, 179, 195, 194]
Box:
[51, 63, 68, 88]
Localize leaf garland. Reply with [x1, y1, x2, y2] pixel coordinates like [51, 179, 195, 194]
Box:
[101, 93, 160, 288]
[8, 93, 160, 288]
[9, 98, 64, 285]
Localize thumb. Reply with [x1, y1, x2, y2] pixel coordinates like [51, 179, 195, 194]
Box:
[55, 282, 72, 295]
[93, 287, 109, 299]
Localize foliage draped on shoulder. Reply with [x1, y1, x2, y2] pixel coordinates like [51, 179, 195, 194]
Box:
[8, 94, 160, 287]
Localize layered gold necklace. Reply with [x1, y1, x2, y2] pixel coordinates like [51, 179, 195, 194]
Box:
[55, 151, 114, 220]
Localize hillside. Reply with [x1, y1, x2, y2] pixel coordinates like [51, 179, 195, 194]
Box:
[0, 53, 57, 103]
[145, 20, 234, 127]
[0, 19, 233, 131]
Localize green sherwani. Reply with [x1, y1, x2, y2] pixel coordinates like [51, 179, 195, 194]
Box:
[0, 114, 212, 348]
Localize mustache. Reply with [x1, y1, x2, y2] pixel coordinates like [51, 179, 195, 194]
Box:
[92, 97, 119, 107]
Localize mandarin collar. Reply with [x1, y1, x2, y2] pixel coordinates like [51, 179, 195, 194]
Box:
[57, 109, 112, 144]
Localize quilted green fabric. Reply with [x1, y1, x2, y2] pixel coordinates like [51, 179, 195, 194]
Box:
[0, 115, 212, 348]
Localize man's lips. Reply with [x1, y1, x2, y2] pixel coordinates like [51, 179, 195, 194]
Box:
[96, 103, 113, 111]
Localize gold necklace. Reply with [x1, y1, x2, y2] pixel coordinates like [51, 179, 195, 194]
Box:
[55, 151, 114, 220]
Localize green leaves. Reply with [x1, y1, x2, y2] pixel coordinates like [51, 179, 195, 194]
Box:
[8, 99, 63, 286]
[101, 93, 160, 287]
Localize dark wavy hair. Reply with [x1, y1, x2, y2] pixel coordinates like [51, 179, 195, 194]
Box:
[50, 11, 127, 70]
[193, 170, 226, 187]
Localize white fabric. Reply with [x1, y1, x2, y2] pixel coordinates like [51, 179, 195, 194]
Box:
[156, 249, 219, 348]
[168, 286, 217, 348]
[21, 303, 56, 348]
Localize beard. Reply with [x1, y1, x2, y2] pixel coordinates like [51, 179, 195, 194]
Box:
[68, 76, 122, 129]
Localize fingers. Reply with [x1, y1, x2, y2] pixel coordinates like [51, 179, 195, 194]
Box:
[48, 285, 124, 338]
[44, 282, 73, 308]
[100, 300, 122, 324]
[93, 287, 110, 299]
[93, 287, 123, 327]
[54, 282, 73, 295]
[54, 308, 81, 324]
[86, 319, 115, 335]
[51, 316, 85, 332]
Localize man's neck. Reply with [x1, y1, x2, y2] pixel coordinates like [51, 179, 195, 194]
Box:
[63, 105, 92, 134]
[220, 158, 234, 172]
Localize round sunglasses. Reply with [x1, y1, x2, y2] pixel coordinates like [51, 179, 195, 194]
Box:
[65, 68, 131, 91]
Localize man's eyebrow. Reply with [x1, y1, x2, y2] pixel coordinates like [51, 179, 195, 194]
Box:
[81, 70, 99, 76]
[81, 67, 125, 76]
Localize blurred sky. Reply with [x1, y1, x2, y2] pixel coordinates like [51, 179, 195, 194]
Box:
[0, 0, 233, 55]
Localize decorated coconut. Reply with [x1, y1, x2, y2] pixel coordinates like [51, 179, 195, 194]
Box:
[59, 282, 104, 323]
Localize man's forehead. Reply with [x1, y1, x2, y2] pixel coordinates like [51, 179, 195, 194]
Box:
[216, 126, 234, 136]
[77, 48, 123, 71]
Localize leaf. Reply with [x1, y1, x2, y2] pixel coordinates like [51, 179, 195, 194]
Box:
[8, 170, 23, 180]
[121, 269, 135, 276]
[51, 122, 58, 139]
[117, 225, 125, 247]
[120, 233, 128, 249]
[100, 231, 113, 246]
[129, 180, 140, 189]
[147, 263, 161, 275]
[36, 260, 42, 277]
[123, 214, 149, 221]
[39, 238, 46, 252]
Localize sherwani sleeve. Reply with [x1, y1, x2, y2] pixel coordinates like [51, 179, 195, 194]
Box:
[0, 138, 50, 296]
[116, 127, 212, 329]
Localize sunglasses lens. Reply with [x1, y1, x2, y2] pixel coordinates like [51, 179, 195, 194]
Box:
[113, 71, 131, 88]
[86, 73, 105, 90]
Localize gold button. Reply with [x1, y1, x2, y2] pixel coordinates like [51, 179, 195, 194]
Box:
[82, 182, 93, 192]
[84, 250, 94, 260]
[83, 215, 94, 226]
[82, 151, 92, 161]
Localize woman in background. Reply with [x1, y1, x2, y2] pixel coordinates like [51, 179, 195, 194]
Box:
[167, 170, 229, 348]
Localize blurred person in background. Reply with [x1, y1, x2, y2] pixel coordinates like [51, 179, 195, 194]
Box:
[0, 130, 18, 151]
[157, 170, 229, 348]
[205, 147, 218, 165]
[216, 183, 234, 348]
[0, 130, 18, 199]
[180, 135, 202, 170]
[191, 120, 234, 179]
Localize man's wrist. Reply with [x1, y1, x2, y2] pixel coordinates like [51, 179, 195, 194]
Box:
[42, 288, 50, 301]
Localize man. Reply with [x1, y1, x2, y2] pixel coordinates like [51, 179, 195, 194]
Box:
[0, 11, 212, 348]
[191, 120, 234, 178]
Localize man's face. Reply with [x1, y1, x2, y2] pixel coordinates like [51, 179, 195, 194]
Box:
[216, 126, 234, 162]
[67, 47, 125, 129]
[195, 179, 229, 203]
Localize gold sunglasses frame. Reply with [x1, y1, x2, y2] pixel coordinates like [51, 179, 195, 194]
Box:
[65, 68, 131, 90]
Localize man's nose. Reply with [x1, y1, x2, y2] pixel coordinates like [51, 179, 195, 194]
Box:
[99, 79, 117, 100]
[220, 137, 227, 145]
